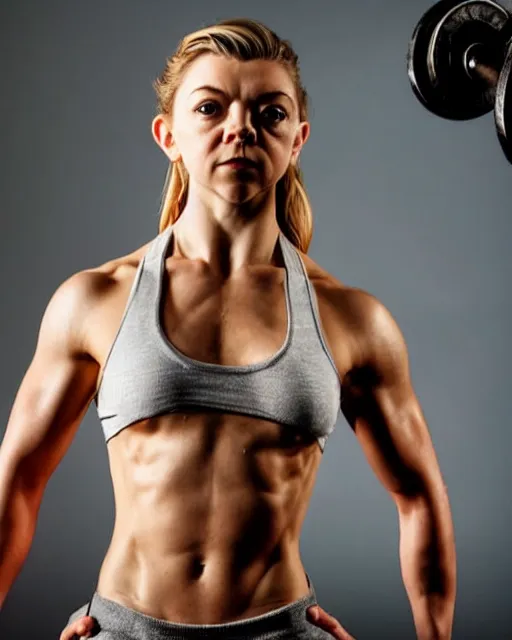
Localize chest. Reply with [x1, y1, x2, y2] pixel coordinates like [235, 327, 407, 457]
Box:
[160, 262, 289, 367]
[90, 256, 354, 385]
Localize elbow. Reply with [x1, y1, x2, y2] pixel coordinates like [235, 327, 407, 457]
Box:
[391, 467, 451, 518]
[0, 454, 46, 519]
[390, 473, 430, 515]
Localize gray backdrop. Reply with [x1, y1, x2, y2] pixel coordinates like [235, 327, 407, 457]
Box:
[1, 0, 511, 638]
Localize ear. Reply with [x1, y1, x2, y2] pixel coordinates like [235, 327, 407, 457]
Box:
[291, 120, 310, 165]
[151, 115, 181, 163]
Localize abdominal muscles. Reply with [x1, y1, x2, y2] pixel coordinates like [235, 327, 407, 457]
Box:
[96, 410, 322, 624]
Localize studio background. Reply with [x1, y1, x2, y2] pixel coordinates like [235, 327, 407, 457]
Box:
[1, 0, 510, 637]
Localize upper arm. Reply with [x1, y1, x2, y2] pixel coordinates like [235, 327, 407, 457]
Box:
[341, 293, 445, 507]
[0, 271, 100, 500]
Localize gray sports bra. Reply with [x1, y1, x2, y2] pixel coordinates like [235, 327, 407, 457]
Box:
[94, 225, 341, 451]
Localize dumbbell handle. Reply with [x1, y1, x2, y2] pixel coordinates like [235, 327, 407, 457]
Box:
[464, 15, 512, 88]
[465, 45, 501, 87]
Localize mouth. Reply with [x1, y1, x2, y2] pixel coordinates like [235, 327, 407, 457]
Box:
[221, 158, 258, 169]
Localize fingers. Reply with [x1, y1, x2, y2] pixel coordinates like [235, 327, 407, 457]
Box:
[307, 605, 356, 640]
[59, 615, 96, 640]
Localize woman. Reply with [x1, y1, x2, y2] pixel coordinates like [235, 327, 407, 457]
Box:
[0, 18, 456, 640]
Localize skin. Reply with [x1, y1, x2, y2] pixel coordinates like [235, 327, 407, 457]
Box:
[0, 54, 455, 640]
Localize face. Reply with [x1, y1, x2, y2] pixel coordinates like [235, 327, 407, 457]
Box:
[152, 54, 310, 206]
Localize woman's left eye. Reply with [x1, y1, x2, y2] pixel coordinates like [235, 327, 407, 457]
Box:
[196, 102, 287, 123]
[261, 106, 287, 123]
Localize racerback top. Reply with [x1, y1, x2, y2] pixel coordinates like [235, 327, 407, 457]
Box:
[94, 225, 342, 451]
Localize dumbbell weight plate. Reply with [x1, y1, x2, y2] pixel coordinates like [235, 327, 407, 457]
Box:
[496, 44, 512, 162]
[408, 0, 509, 120]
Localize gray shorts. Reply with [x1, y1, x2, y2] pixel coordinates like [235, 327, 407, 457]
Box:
[66, 575, 333, 639]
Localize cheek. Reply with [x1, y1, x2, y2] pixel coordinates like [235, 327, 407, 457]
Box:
[174, 118, 205, 153]
[178, 138, 213, 174]
[266, 141, 293, 175]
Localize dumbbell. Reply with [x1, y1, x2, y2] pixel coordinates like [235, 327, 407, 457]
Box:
[407, 0, 512, 163]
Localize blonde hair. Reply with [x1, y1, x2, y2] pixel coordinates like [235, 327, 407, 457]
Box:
[153, 18, 313, 253]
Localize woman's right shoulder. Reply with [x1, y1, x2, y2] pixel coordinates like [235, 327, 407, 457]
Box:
[44, 238, 154, 356]
[60, 237, 153, 299]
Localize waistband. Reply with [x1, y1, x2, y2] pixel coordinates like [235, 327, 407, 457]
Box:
[68, 574, 319, 640]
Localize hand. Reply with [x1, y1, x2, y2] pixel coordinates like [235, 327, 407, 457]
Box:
[307, 604, 356, 640]
[59, 615, 98, 640]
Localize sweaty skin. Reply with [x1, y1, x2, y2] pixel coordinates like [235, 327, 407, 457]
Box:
[3, 51, 455, 639]
[75, 236, 355, 624]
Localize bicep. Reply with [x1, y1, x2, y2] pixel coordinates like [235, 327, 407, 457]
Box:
[341, 295, 444, 504]
[342, 378, 441, 502]
[0, 273, 100, 497]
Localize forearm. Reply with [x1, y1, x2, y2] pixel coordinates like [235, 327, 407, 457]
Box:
[0, 468, 41, 610]
[396, 489, 456, 640]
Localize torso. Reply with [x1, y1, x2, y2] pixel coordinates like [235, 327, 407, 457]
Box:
[80, 234, 363, 624]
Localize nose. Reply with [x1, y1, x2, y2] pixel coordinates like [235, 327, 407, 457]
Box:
[223, 105, 257, 146]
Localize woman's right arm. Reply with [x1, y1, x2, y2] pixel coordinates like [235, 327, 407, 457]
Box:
[0, 270, 101, 609]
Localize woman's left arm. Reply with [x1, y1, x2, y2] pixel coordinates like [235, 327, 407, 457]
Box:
[340, 292, 456, 640]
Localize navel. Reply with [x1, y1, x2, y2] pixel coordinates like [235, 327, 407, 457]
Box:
[191, 555, 206, 579]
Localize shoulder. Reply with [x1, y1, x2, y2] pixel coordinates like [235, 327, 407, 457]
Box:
[55, 237, 152, 307]
[299, 249, 381, 324]
[42, 237, 153, 357]
[300, 251, 408, 374]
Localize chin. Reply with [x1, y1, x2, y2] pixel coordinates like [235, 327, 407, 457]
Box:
[215, 186, 262, 203]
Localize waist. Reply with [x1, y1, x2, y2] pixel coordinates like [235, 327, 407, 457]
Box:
[74, 574, 318, 640]
[96, 542, 310, 624]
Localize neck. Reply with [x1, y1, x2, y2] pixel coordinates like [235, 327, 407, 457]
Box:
[171, 187, 282, 277]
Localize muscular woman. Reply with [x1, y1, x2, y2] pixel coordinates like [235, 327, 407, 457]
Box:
[0, 18, 456, 640]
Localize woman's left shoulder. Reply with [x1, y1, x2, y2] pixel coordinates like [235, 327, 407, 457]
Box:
[301, 252, 392, 328]
[300, 251, 343, 290]
[300, 251, 357, 306]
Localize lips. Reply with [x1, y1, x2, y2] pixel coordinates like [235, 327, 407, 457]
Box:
[221, 158, 257, 168]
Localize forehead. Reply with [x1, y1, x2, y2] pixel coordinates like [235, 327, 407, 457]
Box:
[177, 54, 295, 101]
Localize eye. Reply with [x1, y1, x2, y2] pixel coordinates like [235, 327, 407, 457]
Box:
[196, 101, 220, 116]
[261, 106, 287, 124]
[195, 101, 288, 125]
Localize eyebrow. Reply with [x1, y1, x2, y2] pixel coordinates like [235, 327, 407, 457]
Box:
[189, 85, 294, 104]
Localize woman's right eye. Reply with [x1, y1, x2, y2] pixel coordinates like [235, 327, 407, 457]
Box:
[196, 102, 219, 116]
